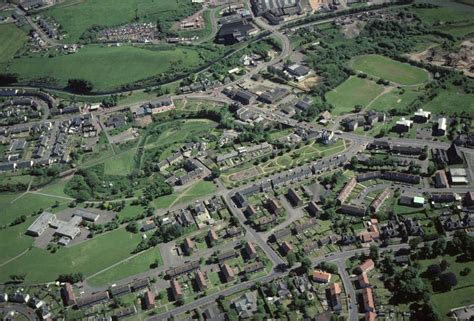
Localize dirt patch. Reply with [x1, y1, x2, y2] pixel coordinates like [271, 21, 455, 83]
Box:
[228, 167, 260, 182]
[109, 128, 139, 144]
[409, 39, 474, 78]
[296, 76, 320, 91]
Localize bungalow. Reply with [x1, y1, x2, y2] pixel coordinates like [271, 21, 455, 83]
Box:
[394, 117, 413, 133]
[327, 282, 342, 311]
[267, 198, 283, 214]
[171, 279, 183, 300]
[286, 188, 303, 207]
[244, 241, 258, 259]
[280, 241, 293, 256]
[337, 177, 357, 204]
[195, 270, 207, 292]
[357, 273, 371, 289]
[312, 270, 331, 283]
[414, 108, 431, 123]
[306, 201, 322, 217]
[244, 261, 265, 274]
[143, 290, 155, 310]
[361, 287, 375, 312]
[357, 259, 375, 274]
[221, 264, 235, 282]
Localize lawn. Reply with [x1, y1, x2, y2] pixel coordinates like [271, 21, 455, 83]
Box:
[6, 44, 205, 92]
[87, 247, 162, 286]
[0, 193, 69, 226]
[351, 55, 430, 86]
[43, 0, 201, 43]
[0, 218, 35, 265]
[0, 227, 142, 284]
[423, 89, 474, 117]
[153, 180, 217, 209]
[0, 24, 27, 63]
[370, 88, 423, 112]
[418, 254, 474, 317]
[326, 76, 385, 115]
[104, 149, 136, 176]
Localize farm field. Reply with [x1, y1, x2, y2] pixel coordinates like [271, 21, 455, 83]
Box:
[5, 44, 205, 92]
[326, 76, 385, 115]
[351, 55, 430, 86]
[0, 227, 142, 284]
[43, 0, 201, 43]
[423, 89, 474, 116]
[0, 23, 28, 63]
[87, 246, 163, 286]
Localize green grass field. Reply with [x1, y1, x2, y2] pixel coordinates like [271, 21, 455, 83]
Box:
[0, 218, 35, 265]
[43, 0, 200, 43]
[423, 89, 474, 116]
[351, 55, 430, 86]
[104, 149, 136, 176]
[0, 193, 68, 226]
[326, 76, 385, 114]
[370, 88, 423, 112]
[153, 180, 216, 208]
[0, 227, 142, 283]
[0, 24, 28, 63]
[6, 44, 204, 92]
[418, 254, 474, 316]
[87, 247, 162, 286]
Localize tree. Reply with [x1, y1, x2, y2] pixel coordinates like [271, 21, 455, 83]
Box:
[426, 264, 441, 279]
[67, 79, 93, 94]
[432, 237, 447, 255]
[440, 259, 450, 271]
[439, 272, 457, 290]
[286, 251, 297, 267]
[409, 237, 421, 252]
[126, 222, 139, 233]
[369, 244, 380, 263]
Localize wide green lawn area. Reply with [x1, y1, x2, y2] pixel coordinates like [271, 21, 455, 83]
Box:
[0, 24, 27, 63]
[370, 88, 423, 112]
[0, 218, 35, 265]
[0, 193, 69, 226]
[153, 180, 217, 208]
[326, 76, 385, 115]
[351, 55, 430, 86]
[418, 254, 474, 316]
[43, 0, 199, 43]
[104, 149, 136, 176]
[6, 44, 204, 92]
[87, 247, 162, 286]
[0, 227, 142, 283]
[423, 89, 474, 117]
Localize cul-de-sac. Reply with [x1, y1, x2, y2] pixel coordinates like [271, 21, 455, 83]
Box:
[0, 0, 473, 320]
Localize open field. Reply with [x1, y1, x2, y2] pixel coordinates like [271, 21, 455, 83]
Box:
[6, 44, 205, 92]
[104, 149, 136, 176]
[43, 0, 200, 43]
[351, 55, 430, 86]
[326, 77, 385, 115]
[0, 193, 69, 226]
[418, 254, 474, 316]
[87, 246, 162, 286]
[370, 88, 423, 112]
[0, 24, 27, 63]
[423, 89, 474, 116]
[0, 218, 35, 265]
[0, 227, 142, 284]
[153, 180, 217, 209]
